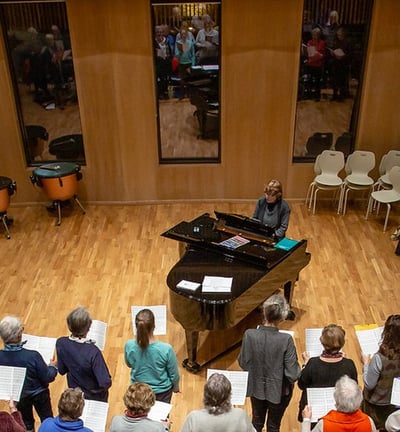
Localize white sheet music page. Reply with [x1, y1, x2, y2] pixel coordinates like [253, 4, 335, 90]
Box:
[0, 366, 26, 401]
[306, 387, 335, 422]
[202, 276, 232, 293]
[355, 325, 383, 356]
[390, 377, 400, 405]
[305, 328, 324, 358]
[22, 333, 56, 364]
[80, 400, 109, 432]
[87, 320, 107, 351]
[131, 305, 167, 335]
[207, 369, 248, 405]
[148, 401, 172, 422]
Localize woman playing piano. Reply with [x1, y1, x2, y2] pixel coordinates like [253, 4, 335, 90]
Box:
[252, 179, 290, 240]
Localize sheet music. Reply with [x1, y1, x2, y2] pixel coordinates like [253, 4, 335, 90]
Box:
[391, 377, 400, 406]
[176, 280, 201, 291]
[306, 387, 335, 422]
[148, 401, 172, 422]
[87, 320, 107, 351]
[131, 305, 167, 335]
[305, 328, 324, 358]
[0, 366, 26, 401]
[80, 400, 109, 432]
[207, 369, 248, 405]
[218, 235, 250, 250]
[355, 325, 383, 356]
[22, 333, 56, 364]
[202, 276, 232, 293]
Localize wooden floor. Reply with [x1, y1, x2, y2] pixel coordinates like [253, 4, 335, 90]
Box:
[0, 199, 399, 431]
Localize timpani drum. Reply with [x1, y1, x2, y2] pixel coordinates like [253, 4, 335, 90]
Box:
[0, 176, 16, 213]
[31, 162, 82, 201]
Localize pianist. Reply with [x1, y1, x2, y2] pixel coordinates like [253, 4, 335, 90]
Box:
[253, 179, 290, 240]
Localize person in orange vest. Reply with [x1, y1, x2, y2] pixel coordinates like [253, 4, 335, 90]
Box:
[301, 375, 376, 431]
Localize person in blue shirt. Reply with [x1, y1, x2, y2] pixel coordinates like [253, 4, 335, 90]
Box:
[253, 179, 291, 240]
[56, 306, 112, 402]
[39, 388, 92, 432]
[0, 316, 58, 432]
[124, 308, 180, 403]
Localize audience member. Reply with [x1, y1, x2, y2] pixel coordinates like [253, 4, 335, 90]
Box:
[176, 21, 195, 43]
[195, 15, 219, 65]
[0, 316, 57, 432]
[38, 388, 92, 432]
[329, 27, 352, 101]
[109, 383, 169, 432]
[0, 399, 26, 432]
[238, 294, 301, 432]
[154, 25, 173, 99]
[124, 308, 179, 403]
[181, 373, 255, 432]
[175, 29, 196, 99]
[305, 27, 326, 101]
[322, 10, 341, 49]
[301, 375, 376, 431]
[56, 306, 112, 402]
[298, 324, 358, 423]
[252, 179, 290, 239]
[190, 15, 203, 37]
[361, 314, 400, 430]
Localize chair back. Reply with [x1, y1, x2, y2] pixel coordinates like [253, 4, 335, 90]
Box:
[345, 150, 375, 175]
[318, 150, 345, 175]
[381, 150, 400, 175]
[389, 166, 400, 194]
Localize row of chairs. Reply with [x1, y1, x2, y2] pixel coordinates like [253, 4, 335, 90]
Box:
[306, 149, 400, 232]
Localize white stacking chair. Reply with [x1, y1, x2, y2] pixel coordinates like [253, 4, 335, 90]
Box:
[365, 166, 400, 232]
[306, 150, 345, 215]
[374, 150, 400, 191]
[338, 150, 375, 215]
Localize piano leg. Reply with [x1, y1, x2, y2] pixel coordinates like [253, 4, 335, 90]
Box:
[182, 330, 201, 373]
[284, 279, 297, 320]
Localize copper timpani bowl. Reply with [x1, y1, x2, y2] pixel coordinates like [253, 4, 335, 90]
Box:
[0, 176, 16, 213]
[31, 162, 82, 201]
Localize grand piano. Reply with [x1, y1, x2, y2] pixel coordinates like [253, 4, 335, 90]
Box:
[162, 212, 311, 372]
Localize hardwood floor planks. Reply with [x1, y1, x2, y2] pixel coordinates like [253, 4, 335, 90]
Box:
[0, 201, 399, 431]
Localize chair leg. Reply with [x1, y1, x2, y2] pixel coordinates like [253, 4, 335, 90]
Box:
[1, 214, 11, 239]
[312, 188, 319, 215]
[342, 188, 351, 215]
[338, 185, 345, 214]
[306, 182, 314, 209]
[383, 203, 391, 233]
[365, 195, 374, 220]
[74, 195, 86, 214]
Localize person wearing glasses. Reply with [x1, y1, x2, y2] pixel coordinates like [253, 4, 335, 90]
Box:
[0, 316, 58, 432]
[252, 179, 290, 240]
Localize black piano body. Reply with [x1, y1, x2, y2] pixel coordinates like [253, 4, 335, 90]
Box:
[162, 212, 311, 372]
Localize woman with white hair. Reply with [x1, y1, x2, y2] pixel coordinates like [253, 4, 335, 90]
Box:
[301, 375, 376, 431]
[238, 294, 301, 432]
[0, 316, 58, 432]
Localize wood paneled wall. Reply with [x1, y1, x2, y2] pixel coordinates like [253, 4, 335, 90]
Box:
[0, 0, 399, 204]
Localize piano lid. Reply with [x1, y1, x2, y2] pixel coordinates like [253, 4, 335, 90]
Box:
[161, 213, 302, 269]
